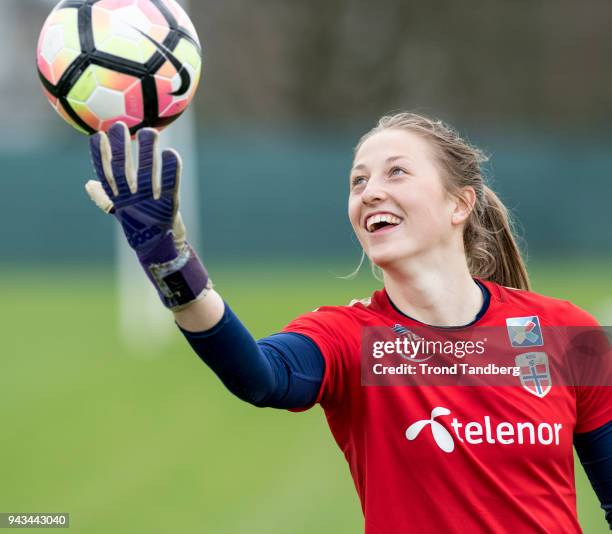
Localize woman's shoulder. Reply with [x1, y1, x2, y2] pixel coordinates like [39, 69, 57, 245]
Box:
[286, 289, 385, 327]
[488, 281, 600, 327]
[316, 288, 388, 315]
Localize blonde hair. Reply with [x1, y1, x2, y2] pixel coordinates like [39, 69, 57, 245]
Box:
[354, 112, 530, 290]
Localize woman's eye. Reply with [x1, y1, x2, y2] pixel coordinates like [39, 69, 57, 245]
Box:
[390, 167, 406, 176]
[351, 176, 367, 187]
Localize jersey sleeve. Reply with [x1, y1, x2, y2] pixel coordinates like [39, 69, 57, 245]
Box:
[281, 306, 360, 412]
[564, 303, 612, 433]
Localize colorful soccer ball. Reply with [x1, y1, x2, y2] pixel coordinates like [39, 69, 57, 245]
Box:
[36, 0, 202, 135]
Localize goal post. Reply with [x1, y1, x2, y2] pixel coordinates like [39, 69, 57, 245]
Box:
[116, 0, 200, 352]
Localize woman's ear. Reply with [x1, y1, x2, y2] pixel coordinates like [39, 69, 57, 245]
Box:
[451, 186, 476, 225]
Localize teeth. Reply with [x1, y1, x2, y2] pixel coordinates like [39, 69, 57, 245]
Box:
[366, 213, 402, 232]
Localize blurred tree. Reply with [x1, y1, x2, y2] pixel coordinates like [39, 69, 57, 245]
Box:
[3, 0, 611, 145]
[189, 0, 612, 127]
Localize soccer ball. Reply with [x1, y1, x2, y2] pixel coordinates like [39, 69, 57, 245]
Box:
[36, 0, 202, 135]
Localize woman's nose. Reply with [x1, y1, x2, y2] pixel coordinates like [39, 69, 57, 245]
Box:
[361, 179, 387, 204]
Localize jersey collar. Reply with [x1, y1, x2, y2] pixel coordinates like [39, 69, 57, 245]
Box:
[377, 278, 499, 329]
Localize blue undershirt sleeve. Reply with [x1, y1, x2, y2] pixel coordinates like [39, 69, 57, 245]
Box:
[574, 420, 612, 529]
[177, 302, 325, 409]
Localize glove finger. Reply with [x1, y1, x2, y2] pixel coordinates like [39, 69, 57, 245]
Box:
[136, 128, 159, 198]
[161, 149, 182, 215]
[89, 131, 118, 197]
[85, 180, 115, 214]
[108, 122, 137, 195]
[172, 211, 186, 249]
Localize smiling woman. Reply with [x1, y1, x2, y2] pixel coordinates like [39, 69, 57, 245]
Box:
[349, 114, 529, 296]
[85, 114, 611, 533]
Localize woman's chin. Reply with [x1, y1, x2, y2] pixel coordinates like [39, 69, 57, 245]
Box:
[368, 243, 419, 271]
[368, 249, 403, 270]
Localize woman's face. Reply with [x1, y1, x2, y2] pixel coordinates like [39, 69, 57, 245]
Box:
[348, 128, 459, 269]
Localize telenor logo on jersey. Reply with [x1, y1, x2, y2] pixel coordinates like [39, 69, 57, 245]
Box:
[515, 352, 552, 398]
[506, 316, 544, 347]
[405, 407, 455, 452]
[405, 406, 563, 453]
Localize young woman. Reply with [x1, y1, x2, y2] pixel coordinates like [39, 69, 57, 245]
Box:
[86, 113, 611, 533]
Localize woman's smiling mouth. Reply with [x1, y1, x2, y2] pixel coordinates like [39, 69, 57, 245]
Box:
[364, 212, 403, 233]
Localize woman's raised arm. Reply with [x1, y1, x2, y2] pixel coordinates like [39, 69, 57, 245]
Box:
[85, 122, 324, 408]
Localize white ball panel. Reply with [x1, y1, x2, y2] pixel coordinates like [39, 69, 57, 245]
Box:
[110, 5, 152, 43]
[170, 72, 181, 93]
[41, 25, 65, 65]
[86, 87, 126, 120]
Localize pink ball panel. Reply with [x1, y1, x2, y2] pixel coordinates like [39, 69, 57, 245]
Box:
[136, 0, 167, 27]
[160, 98, 188, 118]
[154, 75, 174, 114]
[124, 82, 144, 121]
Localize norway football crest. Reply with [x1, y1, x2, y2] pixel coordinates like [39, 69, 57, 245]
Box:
[506, 316, 544, 347]
[515, 352, 551, 398]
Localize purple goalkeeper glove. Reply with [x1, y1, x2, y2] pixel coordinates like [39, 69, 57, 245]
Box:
[86, 122, 211, 310]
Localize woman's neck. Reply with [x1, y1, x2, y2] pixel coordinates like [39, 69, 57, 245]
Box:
[382, 253, 484, 327]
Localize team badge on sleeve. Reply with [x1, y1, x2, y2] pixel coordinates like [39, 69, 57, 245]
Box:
[515, 352, 551, 398]
[506, 316, 544, 347]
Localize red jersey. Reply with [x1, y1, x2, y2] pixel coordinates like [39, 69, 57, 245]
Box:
[283, 279, 611, 533]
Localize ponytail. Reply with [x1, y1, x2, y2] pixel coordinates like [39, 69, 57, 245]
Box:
[465, 186, 530, 290]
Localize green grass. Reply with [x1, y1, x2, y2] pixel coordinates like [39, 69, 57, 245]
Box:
[0, 260, 610, 533]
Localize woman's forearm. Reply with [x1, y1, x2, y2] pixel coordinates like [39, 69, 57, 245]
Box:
[84, 123, 323, 410]
[174, 288, 226, 332]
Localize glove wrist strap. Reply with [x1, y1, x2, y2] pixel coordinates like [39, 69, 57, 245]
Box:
[140, 234, 212, 310]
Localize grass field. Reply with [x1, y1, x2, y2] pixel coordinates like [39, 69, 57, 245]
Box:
[1, 259, 610, 533]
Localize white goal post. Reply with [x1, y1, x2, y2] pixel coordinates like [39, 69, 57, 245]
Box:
[116, 0, 200, 351]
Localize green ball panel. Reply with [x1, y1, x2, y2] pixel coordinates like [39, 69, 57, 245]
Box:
[55, 101, 89, 135]
[67, 65, 99, 103]
[172, 39, 202, 72]
[96, 35, 156, 64]
[57, 9, 81, 51]
[92, 3, 161, 64]
[67, 100, 101, 131]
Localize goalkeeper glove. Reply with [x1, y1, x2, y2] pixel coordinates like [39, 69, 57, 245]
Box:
[86, 122, 211, 310]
